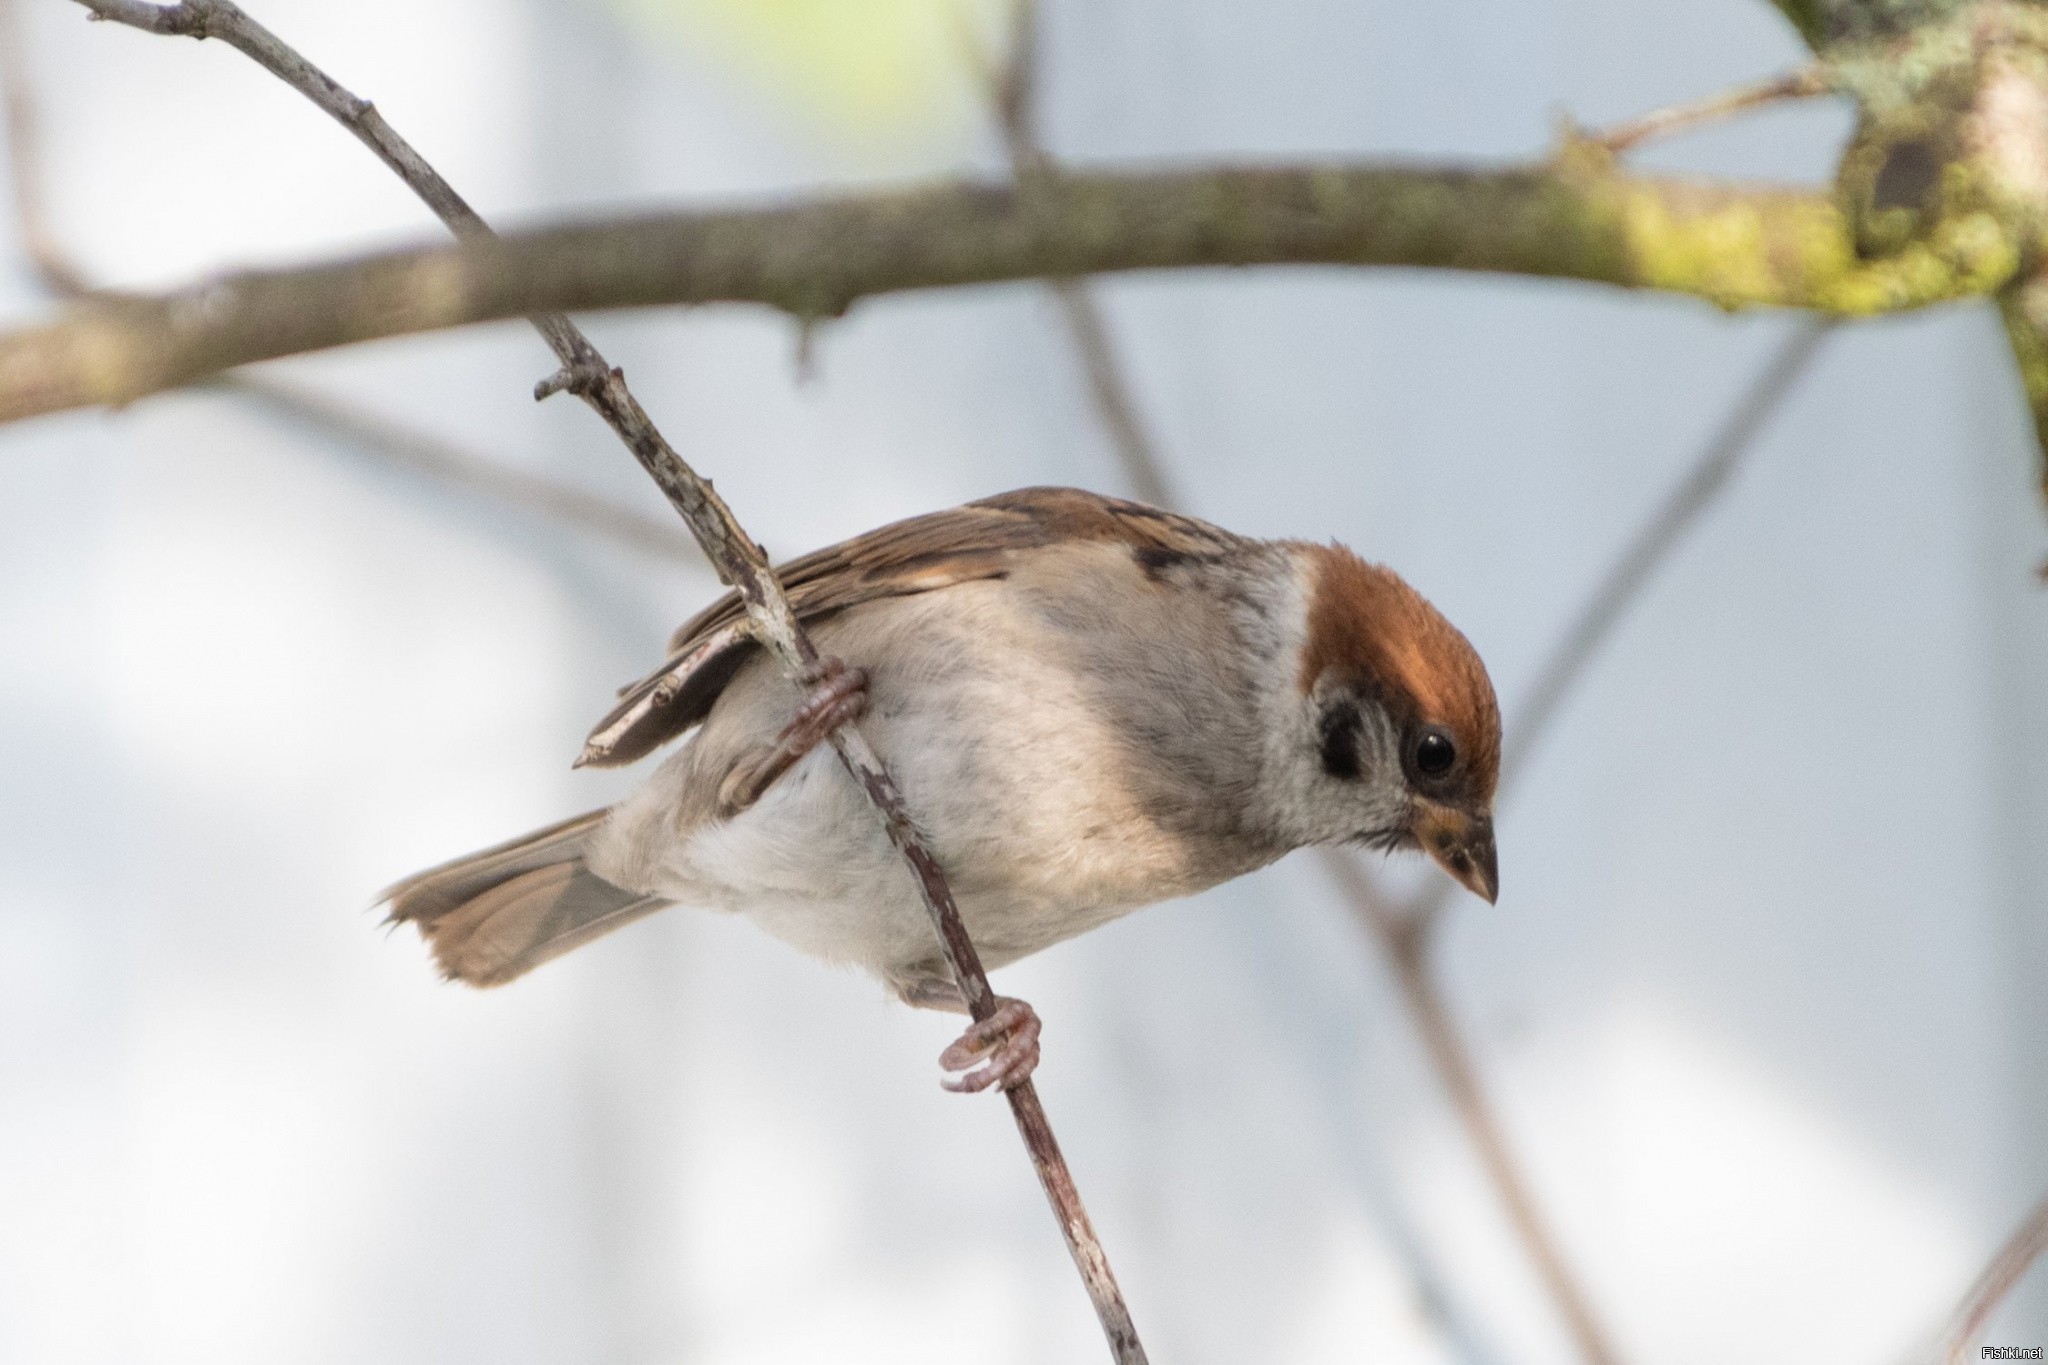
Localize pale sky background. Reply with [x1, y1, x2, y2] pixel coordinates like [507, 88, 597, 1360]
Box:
[1, 1, 2046, 1363]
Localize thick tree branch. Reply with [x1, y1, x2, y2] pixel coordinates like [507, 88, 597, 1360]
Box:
[64, 2, 1147, 1357]
[0, 152, 2016, 426]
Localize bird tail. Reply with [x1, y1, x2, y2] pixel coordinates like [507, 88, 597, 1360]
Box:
[381, 808, 667, 987]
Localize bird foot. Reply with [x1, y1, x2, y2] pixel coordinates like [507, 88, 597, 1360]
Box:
[717, 656, 868, 815]
[939, 996, 1041, 1093]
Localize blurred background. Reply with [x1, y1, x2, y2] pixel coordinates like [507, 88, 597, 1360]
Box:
[3, 1, 2046, 1362]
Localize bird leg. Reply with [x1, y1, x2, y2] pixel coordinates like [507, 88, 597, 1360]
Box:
[939, 997, 1043, 1093]
[715, 656, 869, 816]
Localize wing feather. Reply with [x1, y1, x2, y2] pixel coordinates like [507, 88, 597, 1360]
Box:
[576, 487, 1240, 767]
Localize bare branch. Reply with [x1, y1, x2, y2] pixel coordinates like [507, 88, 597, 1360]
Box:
[1499, 318, 1832, 790]
[1936, 1189, 2048, 1365]
[213, 374, 705, 563]
[0, 0, 88, 294]
[994, 0, 1040, 158]
[1314, 326, 1834, 1361]
[1044, 280, 1177, 507]
[1, 0, 702, 567]
[1317, 323, 1831, 1362]
[985, 0, 1177, 508]
[1316, 291, 1832, 1365]
[1, 140, 2008, 427]
[68, 2, 1148, 1355]
[1596, 66, 1831, 154]
[1394, 317, 1829, 941]
[1321, 850, 1623, 1365]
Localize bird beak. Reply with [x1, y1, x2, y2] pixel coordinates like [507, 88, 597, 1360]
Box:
[1412, 802, 1498, 904]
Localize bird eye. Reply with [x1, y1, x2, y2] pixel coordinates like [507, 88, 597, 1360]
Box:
[1414, 728, 1456, 776]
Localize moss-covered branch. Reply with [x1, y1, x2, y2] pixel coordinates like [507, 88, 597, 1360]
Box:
[2000, 280, 2048, 503]
[0, 153, 2019, 426]
[1768, 0, 1991, 48]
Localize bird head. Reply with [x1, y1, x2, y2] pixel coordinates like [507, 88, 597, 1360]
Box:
[1279, 543, 1501, 903]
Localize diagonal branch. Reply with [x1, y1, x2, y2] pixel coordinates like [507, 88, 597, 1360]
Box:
[1595, 66, 1831, 154]
[1498, 317, 1834, 792]
[1322, 316, 1832, 1365]
[3, 0, 703, 565]
[984, 0, 1177, 508]
[1936, 1188, 2048, 1365]
[1401, 315, 1831, 938]
[68, 2, 1148, 1357]
[1322, 847, 1625, 1365]
[0, 0, 86, 294]
[0, 145, 2015, 426]
[213, 374, 705, 563]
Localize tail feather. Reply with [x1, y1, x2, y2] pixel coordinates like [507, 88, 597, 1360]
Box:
[382, 808, 667, 986]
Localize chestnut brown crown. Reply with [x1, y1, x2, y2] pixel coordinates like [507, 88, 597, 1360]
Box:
[1298, 543, 1501, 902]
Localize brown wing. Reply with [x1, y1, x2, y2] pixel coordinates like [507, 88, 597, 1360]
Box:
[576, 486, 1241, 767]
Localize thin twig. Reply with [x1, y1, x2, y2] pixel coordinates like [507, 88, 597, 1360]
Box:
[1499, 318, 1833, 791]
[1936, 1189, 2048, 1365]
[983, 0, 1176, 508]
[1320, 317, 1831, 1354]
[1596, 66, 1829, 154]
[1396, 317, 1833, 933]
[1044, 281, 1176, 507]
[1, 0, 703, 566]
[71, 2, 1147, 1357]
[214, 374, 705, 563]
[1323, 847, 1624, 1365]
[993, 0, 1039, 157]
[0, 0, 88, 294]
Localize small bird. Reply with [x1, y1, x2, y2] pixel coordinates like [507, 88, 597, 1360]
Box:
[384, 487, 1500, 1090]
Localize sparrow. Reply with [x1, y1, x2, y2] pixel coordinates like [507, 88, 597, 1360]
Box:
[384, 487, 1500, 1090]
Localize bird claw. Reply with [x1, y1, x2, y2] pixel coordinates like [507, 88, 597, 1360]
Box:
[787, 655, 869, 739]
[939, 996, 1041, 1093]
[716, 656, 869, 815]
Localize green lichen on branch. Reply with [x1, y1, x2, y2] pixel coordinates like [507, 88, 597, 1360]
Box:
[1768, 0, 2003, 48]
[1769, 0, 1834, 48]
[0, 156, 2021, 426]
[1829, 5, 2048, 257]
[1809, 1, 2048, 483]
[2000, 280, 2048, 499]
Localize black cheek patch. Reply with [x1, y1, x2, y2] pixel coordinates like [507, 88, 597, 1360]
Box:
[1318, 702, 1362, 780]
